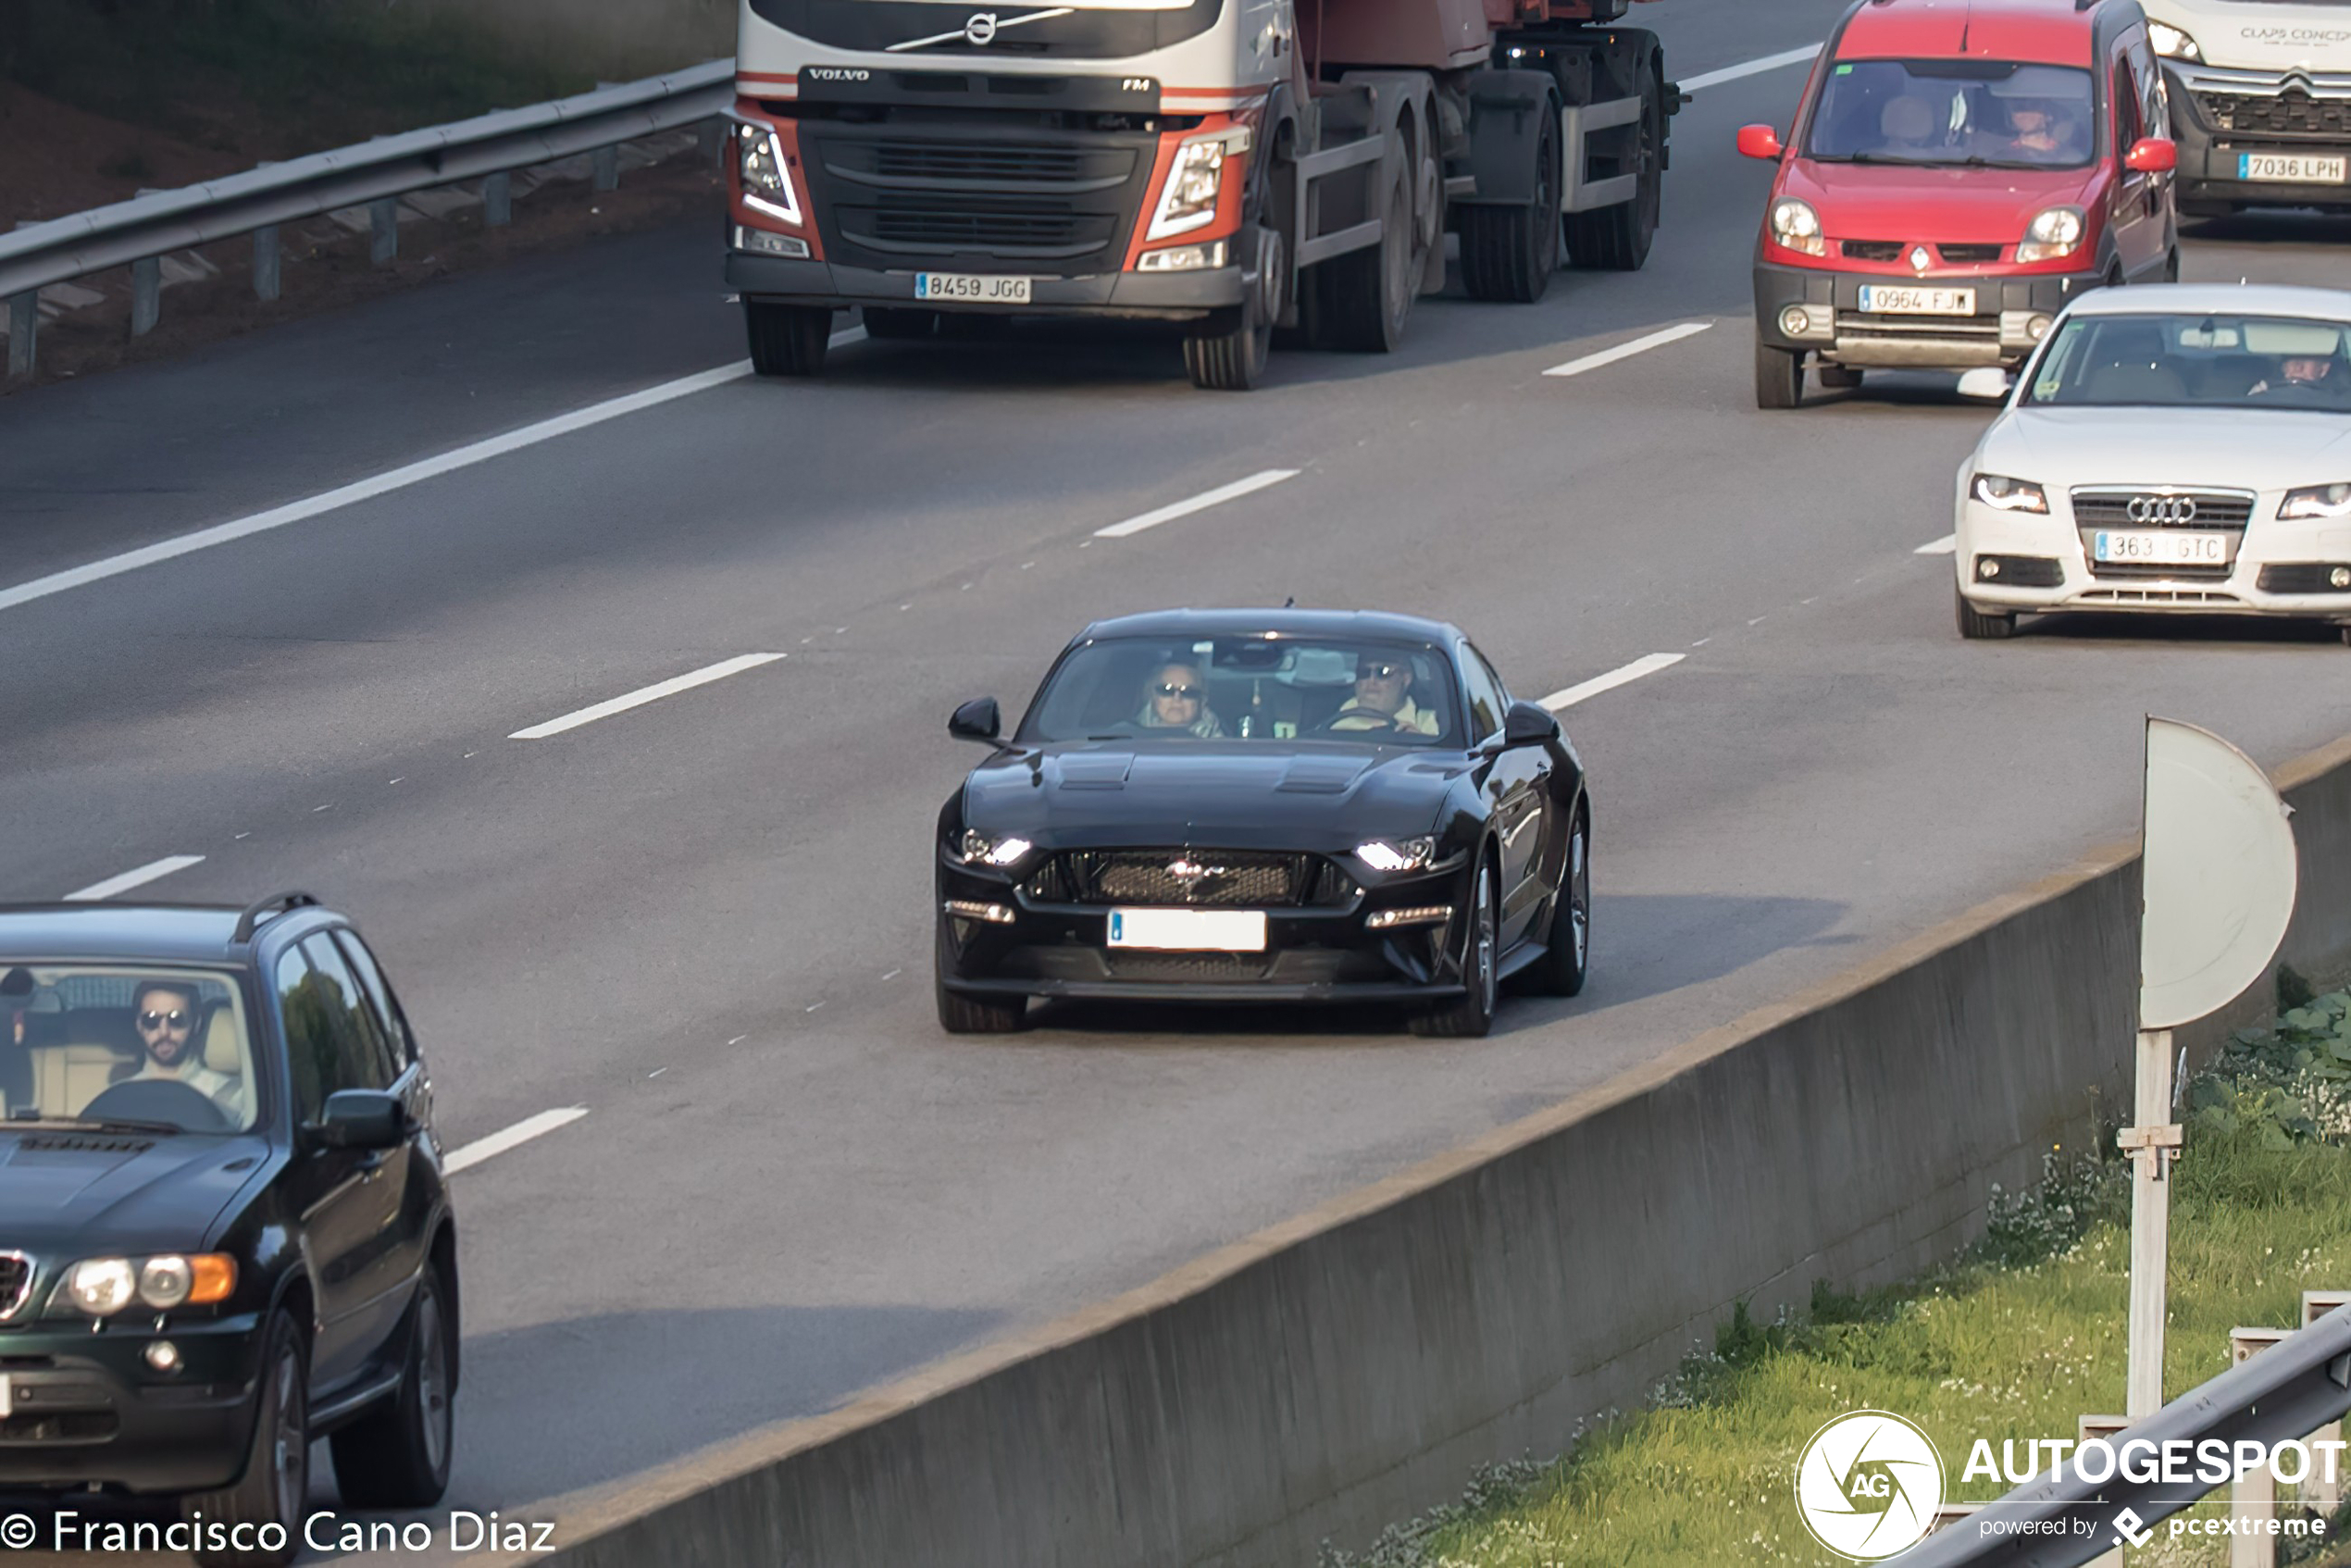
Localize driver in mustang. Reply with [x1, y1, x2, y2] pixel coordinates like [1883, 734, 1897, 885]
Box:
[1327, 654, 1441, 736]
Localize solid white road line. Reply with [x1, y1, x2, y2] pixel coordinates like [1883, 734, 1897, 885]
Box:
[444, 1107, 589, 1176]
[510, 653, 787, 740]
[1542, 322, 1713, 380]
[1094, 469, 1301, 538]
[1538, 653, 1686, 712]
[1682, 44, 1822, 94]
[1916, 534, 1959, 555]
[64, 854, 206, 902]
[0, 327, 866, 618]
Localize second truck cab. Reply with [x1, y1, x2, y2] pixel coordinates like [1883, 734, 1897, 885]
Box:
[2141, 0, 2351, 215]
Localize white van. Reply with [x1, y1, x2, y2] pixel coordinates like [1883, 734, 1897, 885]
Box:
[2141, 0, 2351, 212]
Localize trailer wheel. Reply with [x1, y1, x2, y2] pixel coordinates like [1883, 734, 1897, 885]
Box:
[1563, 61, 1661, 272]
[1184, 226, 1280, 390]
[745, 301, 832, 376]
[1461, 106, 1561, 304]
[861, 307, 939, 340]
[1320, 133, 1416, 353]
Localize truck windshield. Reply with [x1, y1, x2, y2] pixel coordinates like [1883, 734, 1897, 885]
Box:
[1806, 60, 2096, 168]
[2023, 314, 2351, 410]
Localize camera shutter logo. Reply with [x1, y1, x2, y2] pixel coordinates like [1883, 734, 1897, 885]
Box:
[1794, 1410, 1944, 1561]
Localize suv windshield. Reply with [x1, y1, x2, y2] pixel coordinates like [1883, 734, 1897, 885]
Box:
[1806, 60, 2097, 168]
[1022, 634, 1461, 744]
[2024, 314, 2351, 409]
[1, 964, 260, 1133]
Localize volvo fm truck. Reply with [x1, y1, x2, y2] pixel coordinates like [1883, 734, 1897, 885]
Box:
[2142, 0, 2351, 216]
[723, 0, 1677, 388]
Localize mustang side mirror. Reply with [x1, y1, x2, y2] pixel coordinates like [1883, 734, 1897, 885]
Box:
[307, 1089, 405, 1151]
[1956, 367, 2013, 402]
[948, 697, 1002, 744]
[1735, 124, 1785, 161]
[1501, 700, 1561, 750]
[2126, 137, 2177, 174]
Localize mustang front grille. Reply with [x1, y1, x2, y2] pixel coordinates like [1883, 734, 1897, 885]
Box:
[1031, 850, 1355, 908]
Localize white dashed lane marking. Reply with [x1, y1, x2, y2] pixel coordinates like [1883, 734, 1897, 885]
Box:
[444, 1108, 590, 1175]
[1538, 653, 1686, 712]
[510, 653, 788, 740]
[1094, 469, 1301, 539]
[1543, 322, 1713, 380]
[1917, 535, 1959, 555]
[64, 854, 206, 902]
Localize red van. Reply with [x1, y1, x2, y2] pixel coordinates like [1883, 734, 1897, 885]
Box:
[1740, 0, 2180, 408]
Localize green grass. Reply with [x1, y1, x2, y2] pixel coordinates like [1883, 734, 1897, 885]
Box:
[1328, 990, 2351, 1568]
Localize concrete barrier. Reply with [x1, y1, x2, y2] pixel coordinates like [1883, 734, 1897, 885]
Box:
[511, 733, 2351, 1568]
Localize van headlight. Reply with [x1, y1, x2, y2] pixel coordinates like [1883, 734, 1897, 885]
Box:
[1972, 474, 2048, 514]
[2148, 21, 2201, 62]
[1769, 197, 1826, 257]
[737, 122, 803, 227]
[2282, 483, 2351, 521]
[2017, 207, 2085, 264]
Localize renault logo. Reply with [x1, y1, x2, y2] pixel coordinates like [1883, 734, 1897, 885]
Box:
[2127, 495, 2199, 524]
[1909, 245, 1932, 273]
[964, 11, 1000, 44]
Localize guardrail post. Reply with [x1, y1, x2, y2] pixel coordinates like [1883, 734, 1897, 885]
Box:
[593, 144, 620, 193]
[370, 198, 399, 264]
[2304, 1292, 2351, 1512]
[131, 256, 161, 337]
[2080, 1415, 2130, 1568]
[2230, 1328, 2292, 1567]
[253, 226, 280, 302]
[483, 171, 512, 228]
[6, 291, 34, 379]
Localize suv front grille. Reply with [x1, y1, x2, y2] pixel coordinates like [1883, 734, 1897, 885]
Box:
[1034, 850, 1353, 908]
[2196, 90, 2351, 141]
[0, 1254, 31, 1322]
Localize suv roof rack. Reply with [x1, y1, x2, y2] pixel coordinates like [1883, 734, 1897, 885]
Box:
[232, 890, 321, 944]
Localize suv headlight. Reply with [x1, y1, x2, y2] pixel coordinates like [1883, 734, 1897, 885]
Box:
[956, 829, 1034, 868]
[2017, 206, 2085, 264]
[1769, 197, 1826, 257]
[2148, 21, 2201, 62]
[1356, 837, 1438, 873]
[1146, 135, 1237, 242]
[736, 122, 802, 226]
[56, 1254, 236, 1316]
[2282, 483, 2351, 521]
[1972, 474, 2048, 514]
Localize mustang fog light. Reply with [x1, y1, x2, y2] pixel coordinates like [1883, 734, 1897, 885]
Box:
[1137, 240, 1229, 272]
[143, 1340, 182, 1374]
[733, 225, 810, 260]
[1978, 558, 2003, 580]
[943, 899, 1016, 925]
[1367, 905, 1454, 930]
[2334, 566, 2351, 590]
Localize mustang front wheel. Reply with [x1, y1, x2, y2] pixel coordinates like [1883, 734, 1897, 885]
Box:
[1413, 859, 1498, 1038]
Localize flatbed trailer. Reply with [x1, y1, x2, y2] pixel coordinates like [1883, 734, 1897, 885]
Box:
[725, 0, 1677, 387]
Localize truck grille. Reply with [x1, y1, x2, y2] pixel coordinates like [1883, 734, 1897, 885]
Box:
[0, 1254, 30, 1321]
[1033, 850, 1352, 908]
[2196, 90, 2351, 141]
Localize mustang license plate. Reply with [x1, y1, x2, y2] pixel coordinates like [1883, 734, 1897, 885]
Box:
[1859, 285, 1976, 316]
[2093, 529, 2230, 566]
[1108, 908, 1267, 952]
[914, 272, 1033, 304]
[2239, 153, 2349, 184]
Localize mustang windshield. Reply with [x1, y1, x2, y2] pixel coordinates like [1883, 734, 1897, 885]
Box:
[1805, 60, 2096, 168]
[0, 964, 260, 1133]
[1022, 634, 1461, 744]
[2023, 314, 2351, 409]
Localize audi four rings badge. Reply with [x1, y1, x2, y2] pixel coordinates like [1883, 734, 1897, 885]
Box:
[2128, 496, 2200, 524]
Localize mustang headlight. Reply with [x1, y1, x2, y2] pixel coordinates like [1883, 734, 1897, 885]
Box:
[2148, 20, 2201, 62]
[1972, 474, 2049, 514]
[1356, 837, 1438, 874]
[736, 122, 802, 227]
[56, 1253, 236, 1317]
[1769, 197, 1826, 258]
[2281, 483, 2351, 521]
[2017, 206, 2085, 264]
[1146, 134, 1238, 242]
[957, 829, 1035, 869]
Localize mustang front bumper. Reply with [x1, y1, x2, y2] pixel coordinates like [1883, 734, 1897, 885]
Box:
[1955, 496, 2351, 621]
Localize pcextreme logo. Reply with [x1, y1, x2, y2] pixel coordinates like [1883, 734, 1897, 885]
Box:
[1795, 1410, 1947, 1561]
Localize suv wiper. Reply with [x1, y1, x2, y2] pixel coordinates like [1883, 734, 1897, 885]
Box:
[6, 1114, 184, 1136]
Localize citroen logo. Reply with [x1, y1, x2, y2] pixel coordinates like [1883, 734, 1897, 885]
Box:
[1909, 245, 1932, 274]
[964, 11, 999, 44]
[2127, 495, 2199, 525]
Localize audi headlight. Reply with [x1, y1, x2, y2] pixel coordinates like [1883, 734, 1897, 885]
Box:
[1147, 137, 1232, 242]
[2148, 21, 2201, 62]
[736, 122, 802, 227]
[2282, 483, 2351, 521]
[1356, 837, 1438, 874]
[1769, 197, 1825, 257]
[1972, 474, 2049, 514]
[957, 829, 1035, 868]
[2017, 206, 2085, 264]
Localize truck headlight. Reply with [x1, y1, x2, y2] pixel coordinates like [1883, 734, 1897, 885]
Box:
[2017, 206, 2084, 264]
[2282, 483, 2351, 521]
[2148, 21, 2201, 62]
[1147, 137, 1232, 241]
[1356, 837, 1437, 873]
[737, 122, 803, 227]
[1972, 474, 2048, 514]
[1768, 197, 1826, 257]
[957, 829, 1034, 868]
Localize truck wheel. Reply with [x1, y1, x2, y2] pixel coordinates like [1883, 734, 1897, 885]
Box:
[1184, 227, 1280, 390]
[1564, 62, 1661, 271]
[1320, 132, 1416, 353]
[862, 307, 939, 340]
[744, 301, 832, 376]
[1755, 339, 1804, 409]
[1955, 587, 2016, 641]
[1461, 108, 1561, 303]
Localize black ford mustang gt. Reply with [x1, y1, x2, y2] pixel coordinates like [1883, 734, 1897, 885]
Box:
[934, 609, 1592, 1038]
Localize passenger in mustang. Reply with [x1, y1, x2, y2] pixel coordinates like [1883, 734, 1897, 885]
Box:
[1135, 660, 1225, 738]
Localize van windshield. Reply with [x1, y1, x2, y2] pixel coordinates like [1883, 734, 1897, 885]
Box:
[1806, 60, 2097, 169]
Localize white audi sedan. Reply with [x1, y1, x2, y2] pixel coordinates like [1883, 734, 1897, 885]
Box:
[1952, 284, 2351, 642]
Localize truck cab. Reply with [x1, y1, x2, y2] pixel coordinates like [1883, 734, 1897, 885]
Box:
[2140, 0, 2351, 214]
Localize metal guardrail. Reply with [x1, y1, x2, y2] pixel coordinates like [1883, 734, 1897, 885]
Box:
[1899, 1302, 2351, 1566]
[2, 58, 734, 377]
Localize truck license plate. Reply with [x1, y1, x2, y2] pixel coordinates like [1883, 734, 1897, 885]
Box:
[2093, 530, 2230, 566]
[1859, 285, 1976, 316]
[914, 272, 1033, 304]
[2239, 153, 2349, 183]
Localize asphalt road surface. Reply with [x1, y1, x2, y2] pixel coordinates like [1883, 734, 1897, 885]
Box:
[6, 0, 2351, 1556]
